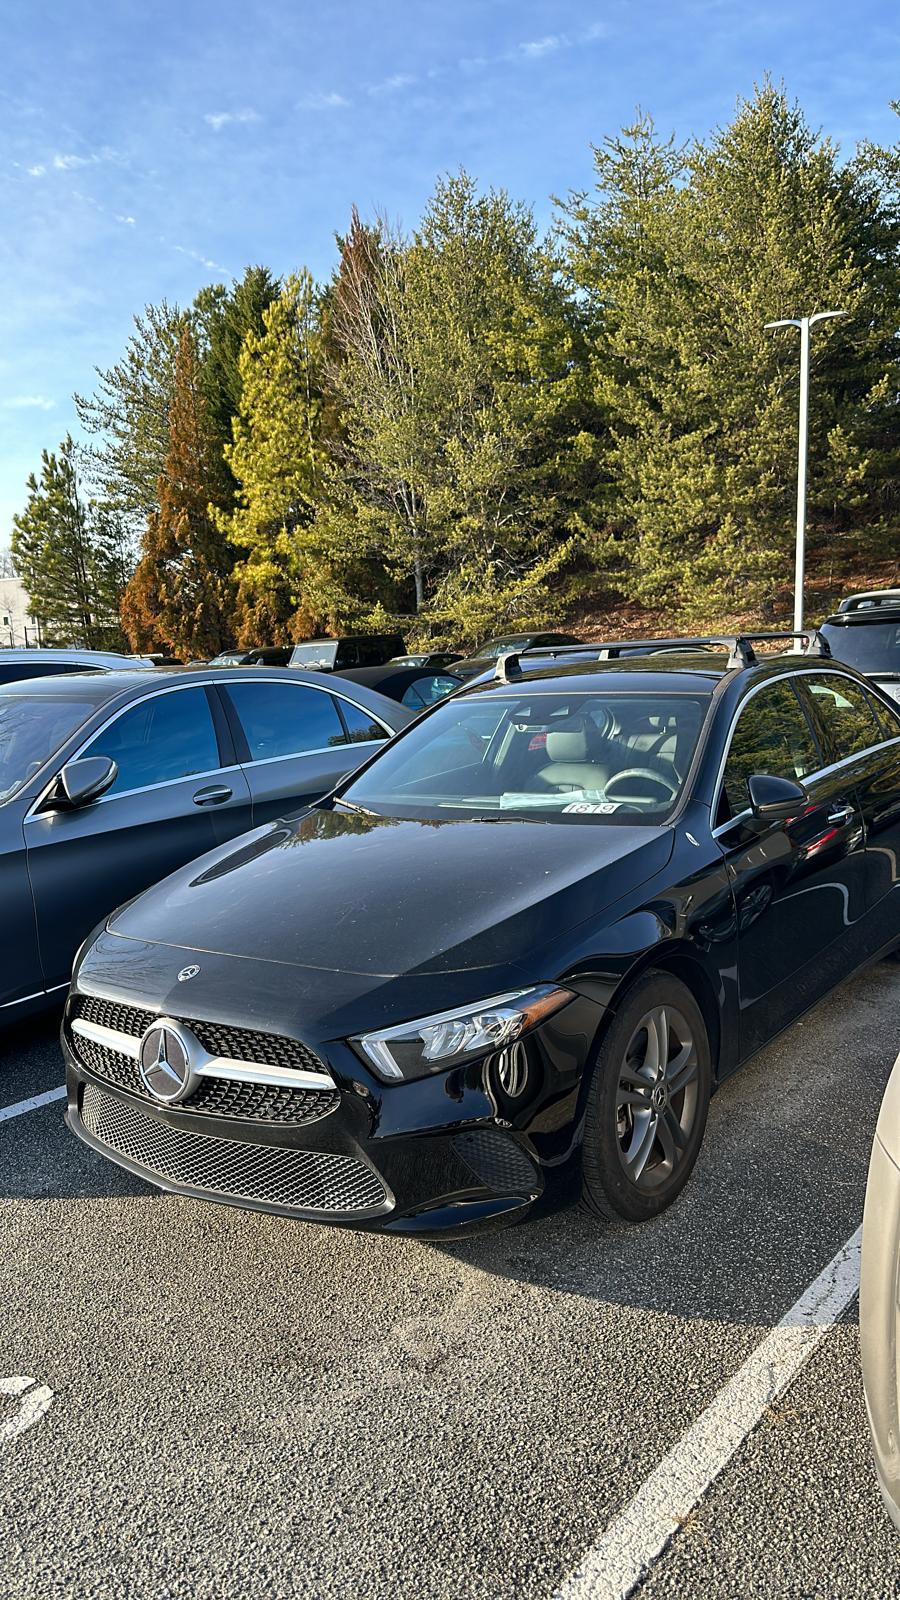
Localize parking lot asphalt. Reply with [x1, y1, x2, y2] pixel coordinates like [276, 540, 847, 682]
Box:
[2, 963, 900, 1599]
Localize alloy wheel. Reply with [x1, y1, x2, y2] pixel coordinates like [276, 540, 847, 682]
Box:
[614, 1005, 700, 1192]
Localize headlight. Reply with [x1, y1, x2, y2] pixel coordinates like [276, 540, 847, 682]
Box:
[354, 985, 574, 1082]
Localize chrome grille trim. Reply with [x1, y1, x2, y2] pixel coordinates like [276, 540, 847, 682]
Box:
[70, 1016, 336, 1092]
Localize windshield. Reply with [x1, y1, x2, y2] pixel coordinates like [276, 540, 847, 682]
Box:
[208, 652, 244, 665]
[0, 694, 98, 803]
[340, 690, 707, 822]
[470, 636, 529, 661]
[821, 621, 900, 674]
[291, 642, 338, 668]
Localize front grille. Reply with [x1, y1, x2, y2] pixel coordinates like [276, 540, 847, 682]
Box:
[80, 1082, 389, 1215]
[453, 1130, 538, 1194]
[72, 994, 324, 1077]
[69, 996, 339, 1127]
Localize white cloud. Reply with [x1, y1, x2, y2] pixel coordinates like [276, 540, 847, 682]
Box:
[299, 90, 349, 110]
[115, 213, 136, 226]
[519, 35, 566, 58]
[204, 108, 261, 132]
[26, 163, 46, 178]
[53, 152, 89, 170]
[172, 242, 228, 273]
[368, 72, 416, 96]
[3, 395, 55, 411]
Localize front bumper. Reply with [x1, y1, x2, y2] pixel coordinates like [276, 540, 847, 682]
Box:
[63, 944, 601, 1237]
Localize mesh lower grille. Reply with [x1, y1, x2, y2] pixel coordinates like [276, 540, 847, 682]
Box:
[73, 994, 325, 1077]
[453, 1130, 538, 1193]
[80, 1082, 388, 1215]
[69, 1032, 339, 1127]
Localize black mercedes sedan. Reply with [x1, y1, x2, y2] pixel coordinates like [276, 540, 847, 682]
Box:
[63, 635, 900, 1236]
[1, 667, 411, 1021]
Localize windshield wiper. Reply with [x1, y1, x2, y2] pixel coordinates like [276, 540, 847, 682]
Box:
[334, 797, 380, 818]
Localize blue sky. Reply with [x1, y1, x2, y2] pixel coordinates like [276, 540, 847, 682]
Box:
[1, 0, 897, 548]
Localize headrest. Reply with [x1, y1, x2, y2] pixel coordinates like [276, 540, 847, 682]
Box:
[545, 725, 591, 763]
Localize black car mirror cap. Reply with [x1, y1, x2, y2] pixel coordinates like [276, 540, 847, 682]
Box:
[44, 755, 118, 811]
[746, 772, 808, 822]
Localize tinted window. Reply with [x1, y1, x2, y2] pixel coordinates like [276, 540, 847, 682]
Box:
[0, 661, 95, 683]
[226, 680, 346, 761]
[82, 688, 220, 795]
[820, 621, 900, 673]
[722, 683, 820, 818]
[0, 694, 99, 802]
[803, 674, 884, 762]
[341, 691, 706, 823]
[337, 698, 388, 745]
[400, 674, 458, 709]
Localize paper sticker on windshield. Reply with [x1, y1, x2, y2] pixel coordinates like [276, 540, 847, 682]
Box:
[562, 801, 621, 814]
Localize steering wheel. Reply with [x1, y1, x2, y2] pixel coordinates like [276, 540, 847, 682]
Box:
[603, 767, 679, 805]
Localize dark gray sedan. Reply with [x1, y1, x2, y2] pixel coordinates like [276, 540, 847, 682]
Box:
[0, 667, 412, 1021]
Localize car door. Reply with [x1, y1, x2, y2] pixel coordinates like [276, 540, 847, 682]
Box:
[798, 671, 900, 957]
[219, 678, 391, 827]
[24, 684, 253, 990]
[712, 676, 869, 1059]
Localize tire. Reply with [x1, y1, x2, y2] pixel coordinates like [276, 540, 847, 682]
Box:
[580, 970, 712, 1224]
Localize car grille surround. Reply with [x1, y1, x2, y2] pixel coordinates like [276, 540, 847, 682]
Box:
[79, 1082, 389, 1216]
[68, 995, 340, 1127]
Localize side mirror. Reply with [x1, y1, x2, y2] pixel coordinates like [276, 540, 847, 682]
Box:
[44, 756, 118, 812]
[746, 772, 807, 823]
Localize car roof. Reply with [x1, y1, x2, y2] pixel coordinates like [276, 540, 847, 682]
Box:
[450, 644, 857, 700]
[0, 647, 148, 666]
[824, 606, 900, 625]
[335, 665, 461, 690]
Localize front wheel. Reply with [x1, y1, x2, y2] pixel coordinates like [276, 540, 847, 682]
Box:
[581, 971, 712, 1223]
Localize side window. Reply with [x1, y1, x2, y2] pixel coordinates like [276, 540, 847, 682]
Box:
[803, 674, 884, 762]
[82, 688, 221, 795]
[721, 682, 820, 820]
[337, 698, 389, 745]
[225, 681, 347, 761]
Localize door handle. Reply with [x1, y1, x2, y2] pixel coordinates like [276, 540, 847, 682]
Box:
[193, 785, 233, 807]
[826, 805, 855, 826]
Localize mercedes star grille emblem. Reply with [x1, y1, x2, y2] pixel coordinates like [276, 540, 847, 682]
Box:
[177, 965, 201, 982]
[138, 1020, 197, 1104]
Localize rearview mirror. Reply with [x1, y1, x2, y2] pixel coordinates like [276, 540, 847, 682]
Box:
[746, 772, 807, 823]
[44, 756, 118, 812]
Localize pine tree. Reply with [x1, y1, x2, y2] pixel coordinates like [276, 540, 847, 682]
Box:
[121, 325, 236, 656]
[74, 302, 187, 532]
[214, 273, 330, 643]
[11, 436, 129, 647]
[559, 85, 900, 614]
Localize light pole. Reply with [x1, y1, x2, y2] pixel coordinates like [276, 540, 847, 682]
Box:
[765, 309, 846, 632]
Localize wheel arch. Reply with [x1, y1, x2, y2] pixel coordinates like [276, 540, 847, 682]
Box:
[579, 944, 724, 1084]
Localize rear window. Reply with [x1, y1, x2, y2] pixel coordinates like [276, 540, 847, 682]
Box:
[820, 621, 900, 674]
[290, 642, 338, 669]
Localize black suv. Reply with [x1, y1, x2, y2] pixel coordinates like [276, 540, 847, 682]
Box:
[289, 634, 406, 671]
[820, 591, 900, 707]
[63, 632, 900, 1237]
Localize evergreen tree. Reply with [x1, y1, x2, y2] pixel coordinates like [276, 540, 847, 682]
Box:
[11, 436, 129, 647]
[74, 302, 187, 531]
[194, 265, 280, 512]
[214, 273, 329, 643]
[121, 325, 236, 656]
[559, 84, 900, 614]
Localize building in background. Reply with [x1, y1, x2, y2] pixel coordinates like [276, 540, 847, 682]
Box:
[0, 577, 38, 647]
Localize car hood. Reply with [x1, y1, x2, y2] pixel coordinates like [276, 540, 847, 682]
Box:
[107, 807, 674, 978]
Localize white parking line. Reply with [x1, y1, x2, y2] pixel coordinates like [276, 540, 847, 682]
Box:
[554, 1226, 863, 1600]
[1, 1376, 54, 1443]
[0, 1085, 66, 1124]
